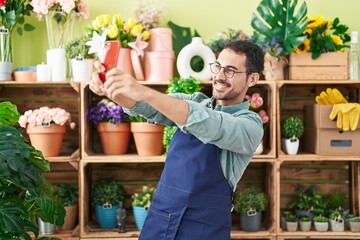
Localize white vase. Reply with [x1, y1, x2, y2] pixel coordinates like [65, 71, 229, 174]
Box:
[71, 58, 94, 82]
[0, 61, 12, 81]
[176, 37, 216, 81]
[282, 138, 300, 155]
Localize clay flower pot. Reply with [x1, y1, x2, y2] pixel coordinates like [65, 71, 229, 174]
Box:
[97, 122, 131, 155]
[131, 122, 164, 156]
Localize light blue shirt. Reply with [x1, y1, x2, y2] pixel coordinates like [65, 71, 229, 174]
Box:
[124, 92, 264, 191]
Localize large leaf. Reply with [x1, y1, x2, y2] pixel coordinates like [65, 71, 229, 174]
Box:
[0, 101, 20, 126]
[167, 21, 201, 54]
[251, 0, 308, 54]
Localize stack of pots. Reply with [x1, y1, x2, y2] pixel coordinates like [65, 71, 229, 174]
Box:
[144, 28, 174, 82]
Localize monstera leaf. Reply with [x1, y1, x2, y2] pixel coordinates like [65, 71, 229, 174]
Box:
[0, 101, 65, 239]
[251, 0, 308, 54]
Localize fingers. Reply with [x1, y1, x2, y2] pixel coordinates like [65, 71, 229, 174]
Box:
[94, 60, 105, 72]
[89, 72, 106, 96]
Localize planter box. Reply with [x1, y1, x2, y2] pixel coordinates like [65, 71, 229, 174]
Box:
[288, 52, 349, 80]
[303, 104, 360, 155]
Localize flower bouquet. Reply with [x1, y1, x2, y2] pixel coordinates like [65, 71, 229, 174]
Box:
[245, 93, 269, 154]
[31, 0, 90, 49]
[18, 106, 74, 157]
[86, 99, 130, 155]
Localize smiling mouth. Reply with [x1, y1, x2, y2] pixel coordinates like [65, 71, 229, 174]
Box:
[214, 80, 230, 91]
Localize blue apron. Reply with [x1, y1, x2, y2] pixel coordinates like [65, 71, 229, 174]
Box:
[139, 129, 233, 240]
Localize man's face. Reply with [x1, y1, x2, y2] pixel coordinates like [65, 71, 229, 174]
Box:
[211, 48, 249, 106]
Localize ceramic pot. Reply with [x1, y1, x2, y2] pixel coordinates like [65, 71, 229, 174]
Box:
[149, 27, 173, 52]
[95, 204, 119, 229]
[144, 51, 175, 82]
[116, 48, 133, 75]
[27, 124, 66, 157]
[240, 211, 262, 232]
[71, 58, 94, 82]
[329, 218, 344, 232]
[314, 221, 329, 232]
[131, 122, 164, 156]
[254, 141, 263, 155]
[97, 122, 131, 155]
[281, 138, 300, 155]
[286, 221, 298, 232]
[133, 206, 149, 231]
[299, 221, 311, 231]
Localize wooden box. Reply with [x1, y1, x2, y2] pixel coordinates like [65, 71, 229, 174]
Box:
[288, 52, 349, 80]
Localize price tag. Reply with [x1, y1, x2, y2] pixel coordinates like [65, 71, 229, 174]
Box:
[103, 203, 112, 209]
[247, 208, 257, 216]
[41, 122, 50, 127]
[0, 28, 9, 34]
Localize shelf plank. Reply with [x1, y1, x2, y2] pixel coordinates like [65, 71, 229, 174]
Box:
[278, 230, 360, 239]
[278, 153, 360, 162]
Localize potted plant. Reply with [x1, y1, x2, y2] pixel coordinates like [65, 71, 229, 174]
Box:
[0, 101, 65, 239]
[281, 210, 292, 231]
[92, 179, 125, 229]
[87, 99, 131, 155]
[65, 37, 95, 82]
[206, 28, 248, 56]
[57, 183, 79, 231]
[313, 215, 329, 232]
[131, 186, 156, 231]
[163, 76, 202, 155]
[246, 92, 269, 154]
[345, 213, 354, 230]
[18, 106, 75, 157]
[129, 115, 165, 157]
[287, 185, 327, 220]
[285, 214, 298, 232]
[234, 187, 268, 231]
[281, 116, 304, 155]
[251, 0, 307, 80]
[329, 210, 344, 232]
[299, 216, 311, 231]
[349, 216, 360, 232]
[328, 191, 349, 217]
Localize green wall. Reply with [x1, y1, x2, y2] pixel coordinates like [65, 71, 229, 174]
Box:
[13, 0, 360, 69]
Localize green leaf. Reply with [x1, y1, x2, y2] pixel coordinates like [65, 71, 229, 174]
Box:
[17, 27, 23, 36]
[167, 21, 201, 54]
[251, 0, 308, 54]
[24, 23, 35, 32]
[0, 102, 20, 126]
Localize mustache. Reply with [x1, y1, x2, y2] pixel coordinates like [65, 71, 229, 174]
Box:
[214, 78, 231, 86]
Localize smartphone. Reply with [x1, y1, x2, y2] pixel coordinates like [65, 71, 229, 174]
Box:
[99, 40, 120, 83]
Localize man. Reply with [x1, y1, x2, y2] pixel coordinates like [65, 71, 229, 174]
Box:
[89, 40, 264, 240]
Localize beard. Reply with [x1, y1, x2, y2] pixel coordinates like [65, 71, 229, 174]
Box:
[212, 79, 243, 100]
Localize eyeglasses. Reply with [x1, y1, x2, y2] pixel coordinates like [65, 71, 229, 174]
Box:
[209, 62, 246, 78]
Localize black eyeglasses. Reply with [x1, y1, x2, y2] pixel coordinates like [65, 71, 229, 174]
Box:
[209, 62, 246, 78]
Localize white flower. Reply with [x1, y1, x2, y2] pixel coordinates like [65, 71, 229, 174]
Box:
[86, 31, 108, 62]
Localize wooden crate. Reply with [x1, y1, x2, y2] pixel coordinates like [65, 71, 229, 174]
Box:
[276, 81, 360, 157]
[288, 52, 349, 80]
[79, 160, 276, 238]
[0, 82, 81, 160]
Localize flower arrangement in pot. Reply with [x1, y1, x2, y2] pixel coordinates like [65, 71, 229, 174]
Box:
[131, 185, 156, 231]
[18, 106, 75, 157]
[281, 116, 304, 155]
[92, 179, 125, 229]
[233, 187, 268, 232]
[245, 92, 269, 155]
[65, 36, 95, 82]
[87, 98, 130, 155]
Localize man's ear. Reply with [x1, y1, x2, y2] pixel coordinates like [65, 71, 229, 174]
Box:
[247, 72, 260, 87]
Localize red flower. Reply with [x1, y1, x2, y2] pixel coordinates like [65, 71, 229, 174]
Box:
[0, 0, 6, 7]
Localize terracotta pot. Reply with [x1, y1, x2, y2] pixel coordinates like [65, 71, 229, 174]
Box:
[131, 122, 164, 156]
[26, 124, 66, 157]
[61, 205, 78, 230]
[97, 122, 131, 155]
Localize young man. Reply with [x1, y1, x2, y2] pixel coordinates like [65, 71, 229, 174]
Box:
[89, 40, 264, 239]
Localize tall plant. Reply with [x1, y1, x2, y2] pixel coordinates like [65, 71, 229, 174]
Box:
[251, 0, 308, 55]
[0, 101, 65, 240]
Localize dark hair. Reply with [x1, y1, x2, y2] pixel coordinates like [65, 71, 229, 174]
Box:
[224, 40, 264, 76]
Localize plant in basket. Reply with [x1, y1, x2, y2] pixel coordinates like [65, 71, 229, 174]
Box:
[245, 92, 269, 154]
[86, 98, 130, 155]
[18, 106, 75, 157]
[131, 186, 156, 231]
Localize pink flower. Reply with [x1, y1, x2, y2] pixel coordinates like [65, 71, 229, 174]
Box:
[76, 0, 89, 19]
[249, 93, 263, 109]
[18, 106, 73, 128]
[31, 0, 89, 20]
[259, 110, 269, 124]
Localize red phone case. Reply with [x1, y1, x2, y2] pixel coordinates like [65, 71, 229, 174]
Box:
[99, 40, 120, 83]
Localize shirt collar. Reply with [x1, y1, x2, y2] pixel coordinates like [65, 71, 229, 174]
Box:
[209, 97, 250, 114]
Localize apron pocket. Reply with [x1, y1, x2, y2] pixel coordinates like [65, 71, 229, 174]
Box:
[140, 207, 171, 240]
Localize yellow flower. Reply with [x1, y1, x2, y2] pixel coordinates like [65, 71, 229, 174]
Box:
[107, 23, 119, 39]
[307, 16, 326, 29]
[123, 17, 137, 32]
[142, 30, 150, 41]
[92, 14, 112, 30]
[331, 34, 344, 51]
[112, 14, 123, 26]
[295, 38, 310, 54]
[131, 24, 143, 37]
